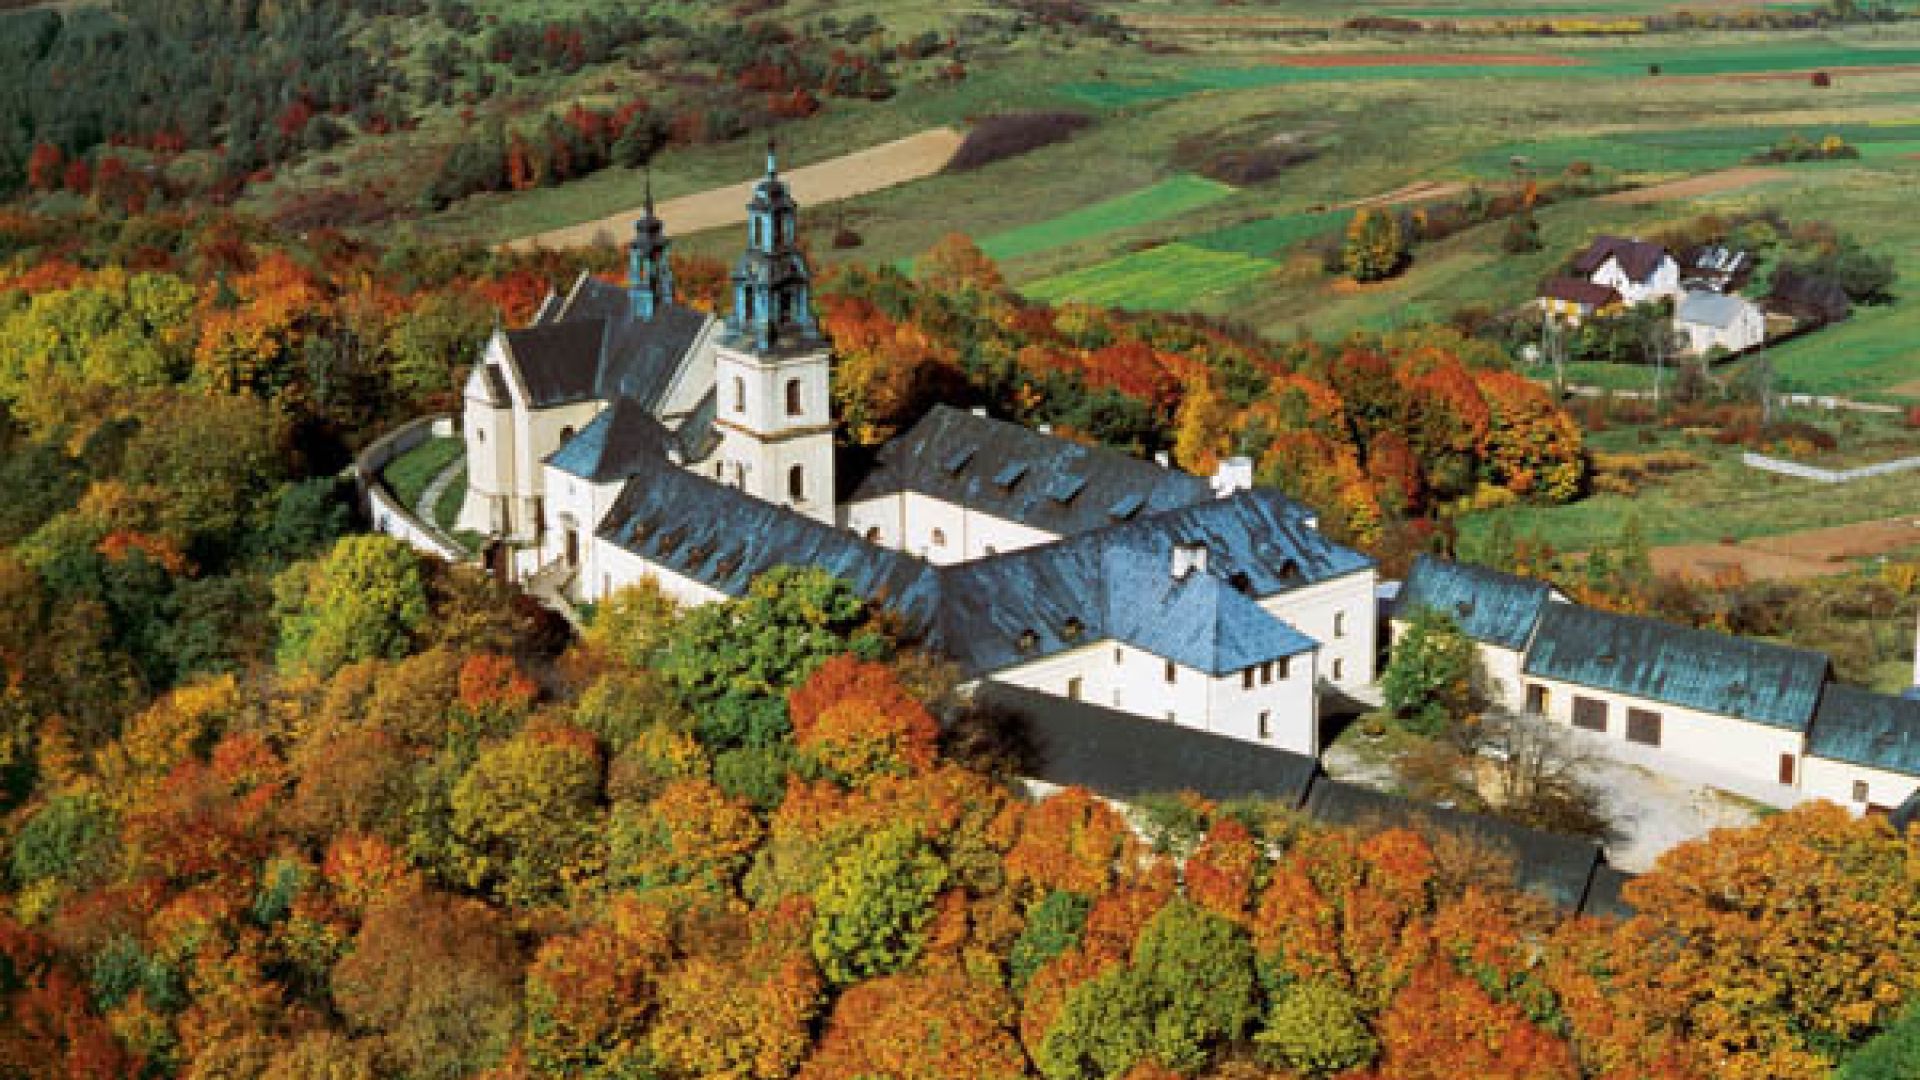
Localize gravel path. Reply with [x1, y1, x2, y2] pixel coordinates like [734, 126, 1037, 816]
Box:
[507, 127, 965, 251]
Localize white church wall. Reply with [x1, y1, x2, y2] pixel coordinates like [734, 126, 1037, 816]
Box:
[1261, 571, 1376, 690]
[596, 543, 728, 609]
[538, 466, 625, 599]
[654, 321, 721, 421]
[841, 494, 903, 549]
[992, 641, 1312, 744]
[1800, 755, 1919, 815]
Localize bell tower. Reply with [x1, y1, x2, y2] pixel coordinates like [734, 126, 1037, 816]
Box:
[627, 173, 674, 321]
[710, 142, 835, 523]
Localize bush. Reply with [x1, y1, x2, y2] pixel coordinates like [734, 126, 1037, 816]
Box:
[945, 112, 1093, 172]
[1256, 980, 1378, 1076]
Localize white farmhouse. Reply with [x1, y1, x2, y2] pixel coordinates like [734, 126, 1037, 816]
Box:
[1674, 289, 1765, 356]
[1570, 235, 1680, 306]
[423, 150, 1378, 755]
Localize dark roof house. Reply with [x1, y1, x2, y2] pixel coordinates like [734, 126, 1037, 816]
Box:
[1538, 276, 1624, 310]
[1572, 235, 1673, 284]
[1524, 604, 1829, 730]
[1395, 554, 1559, 651]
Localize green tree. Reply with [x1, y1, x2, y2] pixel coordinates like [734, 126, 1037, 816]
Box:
[1343, 208, 1407, 283]
[1383, 607, 1477, 734]
[274, 535, 429, 675]
[1842, 1001, 1920, 1080]
[1256, 979, 1379, 1076]
[810, 822, 947, 986]
[1010, 889, 1092, 993]
[384, 290, 492, 404]
[660, 566, 884, 750]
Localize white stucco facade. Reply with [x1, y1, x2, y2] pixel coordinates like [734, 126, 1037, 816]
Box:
[1262, 572, 1377, 691]
[1676, 295, 1765, 356]
[991, 639, 1319, 755]
[1522, 674, 1806, 802]
[1799, 754, 1920, 814]
[841, 492, 1058, 564]
[710, 341, 835, 524]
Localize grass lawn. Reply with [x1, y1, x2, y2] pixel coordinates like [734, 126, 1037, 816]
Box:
[977, 175, 1234, 262]
[1455, 424, 1920, 554]
[433, 466, 469, 533]
[382, 437, 463, 511]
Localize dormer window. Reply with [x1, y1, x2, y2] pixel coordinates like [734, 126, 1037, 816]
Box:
[1017, 629, 1039, 654]
[1062, 617, 1084, 642]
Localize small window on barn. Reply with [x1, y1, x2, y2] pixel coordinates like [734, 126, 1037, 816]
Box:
[1572, 697, 1608, 732]
[1626, 708, 1662, 747]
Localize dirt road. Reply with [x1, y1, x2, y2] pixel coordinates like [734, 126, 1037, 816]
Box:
[1652, 516, 1920, 580]
[1599, 166, 1791, 204]
[507, 127, 965, 251]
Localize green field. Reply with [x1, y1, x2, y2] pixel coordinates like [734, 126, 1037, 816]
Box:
[1024, 243, 1280, 310]
[978, 175, 1234, 262]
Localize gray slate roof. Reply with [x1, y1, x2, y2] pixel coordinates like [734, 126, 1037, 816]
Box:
[502, 278, 710, 410]
[1676, 289, 1754, 330]
[1808, 685, 1920, 778]
[1395, 554, 1557, 651]
[1103, 549, 1318, 675]
[1523, 604, 1828, 730]
[977, 681, 1320, 806]
[847, 405, 1215, 535]
[546, 398, 679, 483]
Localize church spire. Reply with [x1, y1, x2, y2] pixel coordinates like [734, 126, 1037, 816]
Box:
[726, 141, 819, 352]
[628, 168, 673, 321]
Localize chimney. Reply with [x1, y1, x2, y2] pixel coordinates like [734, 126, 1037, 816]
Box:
[1211, 455, 1253, 498]
[1037, 423, 1052, 435]
[971, 406, 988, 418]
[1154, 451, 1171, 468]
[1171, 541, 1208, 580]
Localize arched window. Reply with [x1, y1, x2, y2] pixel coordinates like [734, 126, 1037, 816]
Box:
[788, 464, 805, 502]
[865, 526, 882, 543]
[732, 376, 746, 414]
[558, 425, 575, 445]
[715, 461, 725, 479]
[753, 217, 763, 247]
[785, 378, 802, 417]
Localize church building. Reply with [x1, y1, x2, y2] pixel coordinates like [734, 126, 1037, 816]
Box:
[438, 149, 1377, 755]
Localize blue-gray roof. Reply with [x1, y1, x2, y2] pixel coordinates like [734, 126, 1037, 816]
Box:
[1103, 548, 1317, 676]
[596, 460, 1361, 678]
[1808, 685, 1920, 778]
[503, 278, 710, 410]
[1676, 289, 1754, 330]
[546, 398, 677, 483]
[847, 405, 1215, 535]
[595, 457, 946, 634]
[1523, 605, 1828, 730]
[1396, 554, 1557, 651]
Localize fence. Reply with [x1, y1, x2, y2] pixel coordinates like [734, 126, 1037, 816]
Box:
[353, 414, 471, 563]
[1741, 450, 1920, 484]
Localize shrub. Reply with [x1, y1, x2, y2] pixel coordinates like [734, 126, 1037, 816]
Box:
[945, 112, 1094, 172]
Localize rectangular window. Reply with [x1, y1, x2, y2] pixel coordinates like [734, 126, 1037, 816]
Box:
[1572, 696, 1608, 732]
[1332, 658, 1344, 681]
[1164, 660, 1177, 684]
[1525, 684, 1548, 716]
[1334, 611, 1347, 638]
[1067, 677, 1083, 702]
[1242, 669, 1255, 690]
[1277, 657, 1290, 680]
[1854, 780, 1870, 803]
[1258, 712, 1271, 740]
[1626, 708, 1662, 747]
[1114, 646, 1123, 666]
[1778, 754, 1796, 787]
[1165, 710, 1176, 723]
[1260, 661, 1273, 685]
